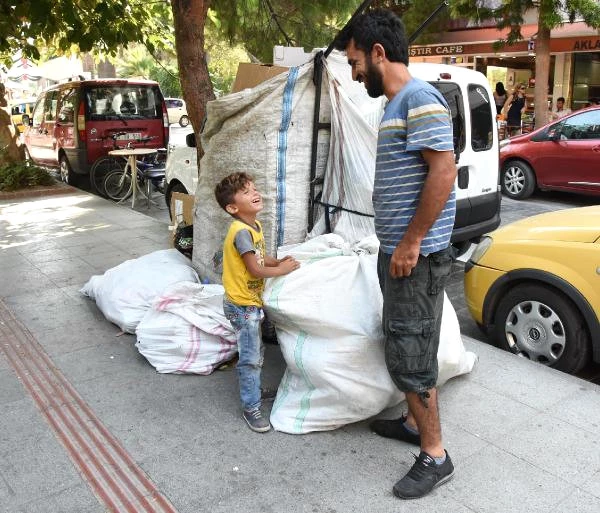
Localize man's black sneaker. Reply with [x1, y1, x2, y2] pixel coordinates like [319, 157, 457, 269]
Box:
[369, 415, 421, 446]
[393, 450, 454, 500]
[243, 407, 271, 433]
[261, 387, 278, 401]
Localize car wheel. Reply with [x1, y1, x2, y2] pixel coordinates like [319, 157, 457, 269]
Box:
[179, 115, 190, 127]
[60, 155, 80, 186]
[491, 283, 590, 374]
[166, 182, 189, 220]
[501, 160, 536, 200]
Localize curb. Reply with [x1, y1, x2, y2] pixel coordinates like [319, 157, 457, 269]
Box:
[0, 182, 80, 200]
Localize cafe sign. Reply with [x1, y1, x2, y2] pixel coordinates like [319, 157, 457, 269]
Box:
[409, 45, 464, 56]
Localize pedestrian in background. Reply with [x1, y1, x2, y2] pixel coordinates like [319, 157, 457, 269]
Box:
[334, 8, 457, 500]
[550, 97, 571, 120]
[493, 82, 507, 115]
[502, 82, 527, 136]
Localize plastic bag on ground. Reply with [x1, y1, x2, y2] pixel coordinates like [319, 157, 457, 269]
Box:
[80, 249, 199, 334]
[264, 234, 476, 434]
[135, 282, 237, 374]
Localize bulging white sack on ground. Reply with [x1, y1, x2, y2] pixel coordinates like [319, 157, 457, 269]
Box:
[135, 282, 237, 374]
[192, 62, 331, 283]
[80, 249, 199, 334]
[264, 234, 476, 434]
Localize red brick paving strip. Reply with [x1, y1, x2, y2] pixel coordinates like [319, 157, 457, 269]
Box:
[0, 299, 179, 513]
[0, 182, 79, 200]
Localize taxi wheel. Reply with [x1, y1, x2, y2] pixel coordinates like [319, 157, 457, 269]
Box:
[492, 283, 590, 375]
[501, 160, 536, 200]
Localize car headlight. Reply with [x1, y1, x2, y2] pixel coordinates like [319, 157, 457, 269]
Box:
[499, 139, 511, 148]
[470, 236, 493, 264]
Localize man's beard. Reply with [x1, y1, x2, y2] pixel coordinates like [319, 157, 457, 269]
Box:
[365, 57, 384, 98]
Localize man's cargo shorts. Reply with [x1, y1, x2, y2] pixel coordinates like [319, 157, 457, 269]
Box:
[377, 246, 455, 394]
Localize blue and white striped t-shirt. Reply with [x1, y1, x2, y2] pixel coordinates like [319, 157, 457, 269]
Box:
[374, 77, 456, 255]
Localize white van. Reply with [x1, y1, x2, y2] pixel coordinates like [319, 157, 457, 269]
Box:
[165, 61, 500, 245]
[408, 63, 501, 247]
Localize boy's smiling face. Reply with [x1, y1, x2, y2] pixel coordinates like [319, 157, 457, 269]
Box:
[226, 180, 263, 218]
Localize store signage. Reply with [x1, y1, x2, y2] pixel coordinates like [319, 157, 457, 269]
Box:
[573, 39, 600, 50]
[409, 45, 464, 56]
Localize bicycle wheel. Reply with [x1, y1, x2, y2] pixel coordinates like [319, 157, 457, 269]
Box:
[103, 169, 133, 202]
[90, 156, 126, 197]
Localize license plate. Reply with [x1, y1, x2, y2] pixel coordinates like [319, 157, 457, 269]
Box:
[116, 132, 142, 141]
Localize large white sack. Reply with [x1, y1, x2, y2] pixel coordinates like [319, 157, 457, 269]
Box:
[192, 62, 331, 283]
[135, 282, 237, 374]
[264, 234, 476, 434]
[80, 249, 199, 334]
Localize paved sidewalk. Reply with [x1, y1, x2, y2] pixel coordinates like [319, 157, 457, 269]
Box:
[1, 191, 600, 513]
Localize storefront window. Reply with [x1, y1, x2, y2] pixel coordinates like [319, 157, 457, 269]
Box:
[572, 52, 600, 110]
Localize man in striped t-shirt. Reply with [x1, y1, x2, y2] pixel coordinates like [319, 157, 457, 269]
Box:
[335, 9, 458, 500]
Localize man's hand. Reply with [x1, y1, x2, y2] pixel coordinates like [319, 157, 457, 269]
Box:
[390, 238, 421, 278]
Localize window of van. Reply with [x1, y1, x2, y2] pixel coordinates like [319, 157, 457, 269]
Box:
[43, 91, 58, 122]
[468, 84, 493, 151]
[58, 88, 77, 124]
[429, 82, 466, 156]
[85, 85, 163, 121]
[32, 98, 44, 127]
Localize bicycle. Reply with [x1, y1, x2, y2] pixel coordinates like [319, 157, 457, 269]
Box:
[102, 155, 166, 206]
[88, 133, 163, 197]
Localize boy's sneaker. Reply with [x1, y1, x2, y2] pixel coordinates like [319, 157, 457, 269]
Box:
[243, 407, 271, 433]
[369, 415, 421, 446]
[393, 450, 454, 500]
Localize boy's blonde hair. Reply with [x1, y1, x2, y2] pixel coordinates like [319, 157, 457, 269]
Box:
[214, 172, 254, 211]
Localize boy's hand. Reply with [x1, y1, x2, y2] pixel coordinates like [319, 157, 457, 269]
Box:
[277, 256, 300, 275]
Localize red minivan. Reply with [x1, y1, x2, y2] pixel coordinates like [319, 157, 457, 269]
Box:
[23, 79, 169, 185]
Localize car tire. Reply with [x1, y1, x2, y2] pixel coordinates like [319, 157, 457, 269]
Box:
[491, 283, 590, 374]
[166, 182, 189, 220]
[60, 155, 81, 186]
[501, 160, 536, 200]
[179, 115, 190, 127]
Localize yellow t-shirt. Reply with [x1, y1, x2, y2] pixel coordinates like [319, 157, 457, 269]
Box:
[222, 219, 266, 306]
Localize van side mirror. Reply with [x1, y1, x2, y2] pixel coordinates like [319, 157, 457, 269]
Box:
[185, 132, 196, 148]
[21, 114, 30, 126]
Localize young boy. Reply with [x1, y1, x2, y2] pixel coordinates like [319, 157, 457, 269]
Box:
[214, 172, 300, 432]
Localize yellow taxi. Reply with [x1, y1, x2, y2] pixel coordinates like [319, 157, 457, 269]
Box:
[464, 206, 600, 375]
[10, 98, 37, 133]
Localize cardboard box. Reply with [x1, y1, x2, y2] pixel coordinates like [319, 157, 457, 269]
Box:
[231, 63, 288, 93]
[170, 192, 195, 227]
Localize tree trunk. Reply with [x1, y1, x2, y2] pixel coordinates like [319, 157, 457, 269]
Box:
[533, 17, 551, 129]
[0, 83, 24, 163]
[170, 0, 215, 158]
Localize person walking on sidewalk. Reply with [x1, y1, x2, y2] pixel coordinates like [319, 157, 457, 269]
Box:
[215, 172, 299, 433]
[502, 83, 527, 136]
[334, 9, 457, 500]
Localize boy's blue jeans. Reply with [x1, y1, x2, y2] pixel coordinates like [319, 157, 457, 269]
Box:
[223, 299, 265, 411]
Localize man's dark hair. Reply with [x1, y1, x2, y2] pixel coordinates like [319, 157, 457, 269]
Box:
[557, 97, 565, 103]
[333, 8, 408, 65]
[214, 172, 254, 211]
